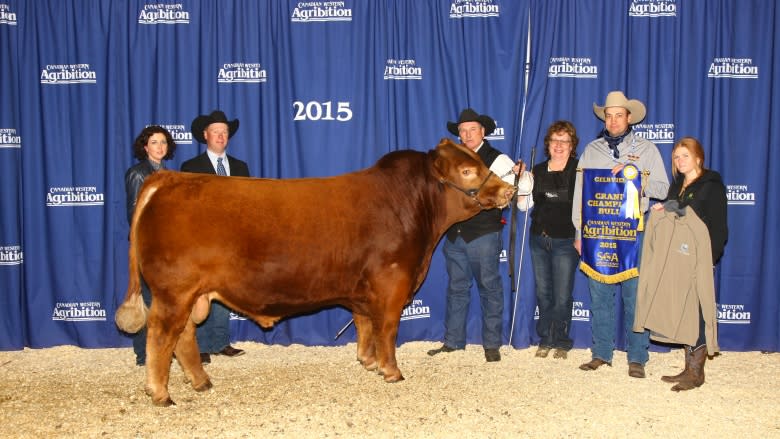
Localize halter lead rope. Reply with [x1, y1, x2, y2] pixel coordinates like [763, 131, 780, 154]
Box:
[440, 171, 495, 208]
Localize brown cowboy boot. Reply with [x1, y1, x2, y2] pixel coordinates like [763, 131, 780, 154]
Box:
[661, 345, 692, 383]
[671, 345, 707, 392]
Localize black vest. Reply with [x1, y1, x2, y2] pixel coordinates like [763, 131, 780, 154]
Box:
[445, 141, 504, 243]
[529, 157, 578, 239]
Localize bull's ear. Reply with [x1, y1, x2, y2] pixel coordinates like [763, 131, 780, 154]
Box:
[431, 148, 446, 181]
[432, 138, 458, 180]
[438, 137, 461, 152]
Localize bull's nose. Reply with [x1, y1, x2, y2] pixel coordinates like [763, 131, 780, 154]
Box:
[497, 185, 515, 208]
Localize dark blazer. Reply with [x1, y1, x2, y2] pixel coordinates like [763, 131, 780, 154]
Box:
[180, 151, 250, 177]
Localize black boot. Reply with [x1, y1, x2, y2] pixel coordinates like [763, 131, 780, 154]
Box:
[427, 344, 461, 356]
[661, 345, 692, 383]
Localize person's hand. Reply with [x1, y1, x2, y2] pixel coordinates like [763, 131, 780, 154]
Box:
[573, 239, 581, 255]
[611, 163, 625, 175]
[651, 202, 664, 211]
[512, 160, 526, 175]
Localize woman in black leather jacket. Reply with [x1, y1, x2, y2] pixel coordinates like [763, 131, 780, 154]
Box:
[125, 125, 176, 225]
[124, 125, 176, 365]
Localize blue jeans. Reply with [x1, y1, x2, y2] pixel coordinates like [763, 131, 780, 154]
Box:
[587, 232, 649, 365]
[197, 301, 231, 353]
[442, 232, 504, 350]
[132, 276, 153, 365]
[530, 233, 578, 350]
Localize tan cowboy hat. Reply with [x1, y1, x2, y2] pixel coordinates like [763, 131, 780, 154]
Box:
[447, 108, 496, 136]
[191, 110, 240, 144]
[593, 91, 646, 123]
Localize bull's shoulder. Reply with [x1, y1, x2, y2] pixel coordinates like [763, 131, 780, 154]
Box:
[137, 171, 213, 200]
[363, 141, 478, 193]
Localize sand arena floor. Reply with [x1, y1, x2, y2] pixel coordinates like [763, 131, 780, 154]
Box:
[1, 342, 778, 438]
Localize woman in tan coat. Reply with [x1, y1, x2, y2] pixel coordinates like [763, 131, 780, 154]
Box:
[635, 136, 728, 391]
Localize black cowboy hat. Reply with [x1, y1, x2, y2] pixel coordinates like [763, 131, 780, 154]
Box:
[447, 108, 496, 136]
[191, 110, 240, 144]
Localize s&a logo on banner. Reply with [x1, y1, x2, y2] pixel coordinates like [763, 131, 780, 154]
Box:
[52, 301, 107, 322]
[40, 63, 97, 85]
[46, 186, 105, 207]
[218, 62, 267, 84]
[291, 1, 353, 22]
[0, 245, 23, 266]
[628, 0, 677, 18]
[157, 124, 192, 145]
[579, 165, 643, 283]
[0, 128, 21, 148]
[449, 0, 500, 19]
[0, 3, 17, 25]
[708, 57, 759, 79]
[138, 3, 190, 24]
[400, 299, 430, 322]
[548, 57, 598, 79]
[383, 59, 422, 80]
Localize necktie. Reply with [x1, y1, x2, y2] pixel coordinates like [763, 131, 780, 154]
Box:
[216, 157, 227, 176]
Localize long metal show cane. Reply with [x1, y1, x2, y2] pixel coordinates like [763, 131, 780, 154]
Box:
[508, 146, 536, 346]
[334, 318, 354, 340]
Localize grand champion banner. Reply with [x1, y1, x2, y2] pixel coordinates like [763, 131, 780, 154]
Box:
[579, 165, 644, 284]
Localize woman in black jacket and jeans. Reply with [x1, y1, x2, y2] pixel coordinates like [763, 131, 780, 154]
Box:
[124, 125, 176, 365]
[656, 136, 728, 391]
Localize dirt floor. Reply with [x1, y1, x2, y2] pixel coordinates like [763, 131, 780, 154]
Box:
[0, 342, 778, 438]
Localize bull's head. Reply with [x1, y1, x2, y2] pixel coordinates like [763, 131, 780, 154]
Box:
[432, 138, 515, 209]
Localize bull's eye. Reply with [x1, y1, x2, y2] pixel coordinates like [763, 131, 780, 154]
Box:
[462, 170, 470, 176]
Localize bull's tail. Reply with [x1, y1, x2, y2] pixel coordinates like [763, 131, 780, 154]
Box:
[115, 179, 159, 333]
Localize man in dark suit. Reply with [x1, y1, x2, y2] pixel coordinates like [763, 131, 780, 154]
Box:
[181, 110, 249, 364]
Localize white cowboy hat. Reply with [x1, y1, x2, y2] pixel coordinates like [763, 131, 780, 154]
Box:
[593, 91, 646, 124]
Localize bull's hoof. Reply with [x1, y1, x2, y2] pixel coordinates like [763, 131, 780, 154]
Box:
[378, 366, 404, 382]
[192, 379, 213, 392]
[384, 374, 405, 383]
[361, 360, 378, 371]
[152, 397, 176, 407]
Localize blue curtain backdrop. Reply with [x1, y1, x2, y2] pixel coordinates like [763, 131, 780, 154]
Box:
[1, 0, 777, 352]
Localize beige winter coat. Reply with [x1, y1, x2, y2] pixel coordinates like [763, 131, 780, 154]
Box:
[633, 207, 719, 355]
